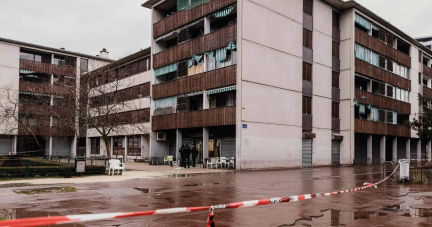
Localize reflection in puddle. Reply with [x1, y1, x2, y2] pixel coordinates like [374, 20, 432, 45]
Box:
[134, 188, 151, 193]
[288, 209, 387, 226]
[185, 183, 220, 187]
[169, 174, 194, 178]
[134, 188, 173, 194]
[0, 208, 84, 226]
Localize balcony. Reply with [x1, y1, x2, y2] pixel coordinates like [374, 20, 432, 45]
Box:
[355, 58, 410, 90]
[355, 119, 410, 137]
[332, 118, 340, 133]
[19, 103, 50, 116]
[332, 27, 340, 42]
[355, 28, 411, 67]
[51, 126, 75, 137]
[153, 0, 237, 38]
[152, 106, 236, 131]
[19, 81, 51, 94]
[424, 86, 432, 98]
[153, 65, 236, 99]
[355, 89, 410, 114]
[20, 59, 52, 75]
[423, 65, 432, 78]
[18, 124, 50, 136]
[52, 64, 76, 77]
[153, 24, 237, 69]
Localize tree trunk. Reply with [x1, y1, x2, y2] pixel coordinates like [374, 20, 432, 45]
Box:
[103, 136, 111, 158]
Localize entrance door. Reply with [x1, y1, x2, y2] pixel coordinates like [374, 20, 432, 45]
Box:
[302, 139, 313, 168]
[192, 139, 203, 163]
[332, 140, 340, 166]
[209, 139, 221, 158]
[0, 137, 12, 156]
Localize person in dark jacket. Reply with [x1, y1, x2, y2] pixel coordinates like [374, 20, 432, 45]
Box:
[183, 144, 191, 168]
[179, 145, 185, 167]
[191, 144, 198, 167]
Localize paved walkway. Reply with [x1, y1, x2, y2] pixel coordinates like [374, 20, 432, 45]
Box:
[0, 161, 232, 185]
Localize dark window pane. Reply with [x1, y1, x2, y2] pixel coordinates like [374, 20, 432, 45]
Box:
[303, 62, 312, 81]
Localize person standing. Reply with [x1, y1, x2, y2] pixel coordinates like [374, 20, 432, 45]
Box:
[191, 144, 198, 167]
[184, 144, 191, 168]
[179, 145, 185, 167]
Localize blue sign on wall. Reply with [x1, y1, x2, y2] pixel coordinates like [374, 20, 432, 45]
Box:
[242, 124, 247, 129]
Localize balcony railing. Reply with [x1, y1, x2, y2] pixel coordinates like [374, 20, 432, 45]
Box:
[19, 81, 75, 96]
[355, 89, 410, 114]
[355, 28, 411, 68]
[355, 58, 411, 91]
[152, 106, 235, 131]
[153, 65, 236, 99]
[153, 24, 237, 69]
[355, 119, 410, 137]
[332, 118, 340, 133]
[302, 114, 312, 131]
[424, 86, 432, 98]
[18, 124, 50, 136]
[423, 64, 432, 78]
[19, 103, 50, 116]
[153, 0, 237, 38]
[51, 126, 75, 137]
[20, 59, 76, 77]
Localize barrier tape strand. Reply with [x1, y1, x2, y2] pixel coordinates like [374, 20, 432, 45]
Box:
[0, 164, 400, 227]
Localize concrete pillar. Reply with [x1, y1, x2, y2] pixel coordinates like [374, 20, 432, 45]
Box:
[203, 91, 209, 110]
[204, 17, 210, 35]
[417, 139, 421, 160]
[86, 137, 91, 157]
[141, 135, 150, 158]
[124, 136, 128, 160]
[203, 127, 209, 164]
[12, 135, 17, 155]
[367, 135, 372, 165]
[428, 140, 432, 162]
[380, 136, 386, 164]
[176, 129, 182, 161]
[392, 137, 397, 161]
[49, 136, 53, 156]
[70, 136, 77, 158]
[406, 138, 410, 159]
[110, 137, 114, 157]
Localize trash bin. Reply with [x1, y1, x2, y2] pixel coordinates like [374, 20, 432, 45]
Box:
[399, 159, 410, 180]
[75, 157, 86, 174]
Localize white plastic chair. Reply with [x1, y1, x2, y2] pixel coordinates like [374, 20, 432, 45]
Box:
[217, 157, 227, 169]
[164, 156, 168, 165]
[207, 157, 218, 169]
[108, 159, 125, 176]
[228, 157, 235, 169]
[171, 159, 184, 177]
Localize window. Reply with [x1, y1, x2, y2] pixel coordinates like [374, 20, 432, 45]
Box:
[332, 72, 339, 88]
[387, 58, 393, 72]
[332, 102, 339, 118]
[419, 73, 422, 85]
[303, 29, 312, 49]
[113, 137, 125, 155]
[371, 24, 386, 42]
[387, 85, 394, 98]
[303, 62, 312, 81]
[372, 81, 385, 95]
[379, 55, 386, 68]
[91, 138, 100, 155]
[387, 111, 397, 124]
[303, 0, 313, 15]
[303, 96, 312, 115]
[127, 136, 141, 156]
[207, 50, 237, 71]
[332, 11, 340, 29]
[355, 76, 369, 90]
[386, 32, 395, 47]
[378, 109, 386, 122]
[332, 42, 339, 58]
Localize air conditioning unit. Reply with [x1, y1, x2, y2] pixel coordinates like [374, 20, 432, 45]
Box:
[157, 132, 167, 141]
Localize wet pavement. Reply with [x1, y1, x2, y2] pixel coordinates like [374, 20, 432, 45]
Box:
[1, 165, 432, 226]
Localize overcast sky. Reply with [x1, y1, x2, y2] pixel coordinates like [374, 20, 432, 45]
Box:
[0, 0, 432, 60]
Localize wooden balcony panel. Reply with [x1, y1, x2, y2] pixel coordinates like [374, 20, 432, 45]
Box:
[332, 27, 340, 42]
[355, 28, 411, 68]
[423, 65, 432, 78]
[355, 119, 410, 137]
[19, 103, 50, 116]
[52, 65, 76, 78]
[51, 85, 75, 96]
[302, 114, 312, 131]
[19, 59, 52, 74]
[18, 125, 50, 136]
[332, 88, 340, 102]
[332, 118, 340, 132]
[424, 86, 432, 98]
[19, 81, 51, 94]
[152, 106, 236, 131]
[153, 0, 237, 38]
[355, 89, 410, 114]
[153, 65, 236, 99]
[355, 58, 410, 90]
[51, 126, 75, 137]
[153, 25, 237, 69]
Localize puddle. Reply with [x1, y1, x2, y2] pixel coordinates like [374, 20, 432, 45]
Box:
[134, 188, 151, 193]
[14, 187, 77, 195]
[169, 174, 195, 178]
[0, 208, 84, 226]
[184, 183, 220, 187]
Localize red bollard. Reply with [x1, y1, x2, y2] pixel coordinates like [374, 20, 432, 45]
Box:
[206, 207, 215, 227]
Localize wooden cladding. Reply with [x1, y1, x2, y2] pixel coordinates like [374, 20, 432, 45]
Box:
[424, 86, 432, 98]
[19, 103, 50, 116]
[153, 0, 236, 38]
[355, 28, 411, 67]
[152, 106, 236, 131]
[51, 126, 75, 137]
[94, 109, 150, 128]
[303, 0, 313, 15]
[355, 58, 410, 90]
[355, 119, 410, 137]
[302, 114, 312, 131]
[355, 89, 410, 114]
[153, 65, 236, 99]
[19, 81, 75, 96]
[423, 65, 432, 78]
[20, 59, 76, 77]
[303, 29, 313, 48]
[90, 83, 150, 108]
[153, 25, 236, 69]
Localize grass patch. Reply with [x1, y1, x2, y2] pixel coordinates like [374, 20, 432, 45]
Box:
[14, 187, 77, 195]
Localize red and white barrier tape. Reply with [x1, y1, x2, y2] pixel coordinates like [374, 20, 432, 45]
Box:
[0, 164, 399, 227]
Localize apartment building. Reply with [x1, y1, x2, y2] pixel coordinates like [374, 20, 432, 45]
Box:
[0, 37, 112, 157]
[142, 0, 432, 169]
[82, 48, 152, 160]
